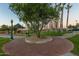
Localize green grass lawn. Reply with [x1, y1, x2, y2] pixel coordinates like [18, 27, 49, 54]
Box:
[26, 30, 67, 37]
[0, 37, 11, 56]
[40, 30, 66, 37]
[68, 34, 79, 55]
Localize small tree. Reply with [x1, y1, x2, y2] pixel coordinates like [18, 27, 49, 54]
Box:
[9, 3, 59, 38]
[1, 25, 9, 31]
[0, 24, 9, 34]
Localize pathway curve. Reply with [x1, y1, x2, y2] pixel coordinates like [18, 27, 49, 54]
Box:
[3, 37, 73, 56]
[63, 31, 79, 38]
[62, 31, 79, 56]
[0, 34, 25, 39]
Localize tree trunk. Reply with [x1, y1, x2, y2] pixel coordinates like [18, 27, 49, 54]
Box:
[55, 21, 58, 32]
[66, 8, 69, 28]
[60, 9, 64, 32]
[37, 31, 41, 38]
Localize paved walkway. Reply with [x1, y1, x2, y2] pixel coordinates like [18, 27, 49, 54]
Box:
[63, 52, 76, 56]
[63, 31, 79, 38]
[0, 34, 25, 39]
[62, 31, 79, 56]
[1, 31, 77, 56]
[3, 37, 73, 56]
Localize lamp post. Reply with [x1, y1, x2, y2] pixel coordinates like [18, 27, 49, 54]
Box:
[11, 19, 14, 39]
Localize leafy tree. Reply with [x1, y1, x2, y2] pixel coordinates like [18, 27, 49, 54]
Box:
[0, 25, 9, 31]
[0, 24, 9, 34]
[68, 25, 74, 28]
[9, 3, 59, 38]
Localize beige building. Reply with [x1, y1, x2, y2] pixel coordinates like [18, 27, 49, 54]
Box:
[44, 21, 57, 30]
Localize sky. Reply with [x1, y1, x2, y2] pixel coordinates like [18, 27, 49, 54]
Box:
[0, 3, 24, 26]
[0, 3, 79, 28]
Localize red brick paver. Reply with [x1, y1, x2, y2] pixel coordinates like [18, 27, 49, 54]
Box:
[3, 37, 74, 56]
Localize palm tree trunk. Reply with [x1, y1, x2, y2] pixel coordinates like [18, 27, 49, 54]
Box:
[66, 7, 69, 28]
[60, 8, 64, 31]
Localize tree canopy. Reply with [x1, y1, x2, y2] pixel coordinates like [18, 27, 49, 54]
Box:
[9, 3, 60, 37]
[0, 25, 9, 31]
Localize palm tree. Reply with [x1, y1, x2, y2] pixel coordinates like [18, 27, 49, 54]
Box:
[66, 3, 72, 28]
[53, 3, 61, 30]
[60, 3, 66, 30]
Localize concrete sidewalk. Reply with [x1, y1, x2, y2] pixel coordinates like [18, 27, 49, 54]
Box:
[0, 34, 25, 39]
[63, 52, 76, 56]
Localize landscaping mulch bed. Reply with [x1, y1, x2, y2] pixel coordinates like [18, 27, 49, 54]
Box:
[3, 37, 74, 56]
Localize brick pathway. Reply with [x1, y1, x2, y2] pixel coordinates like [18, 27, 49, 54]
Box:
[3, 37, 74, 56]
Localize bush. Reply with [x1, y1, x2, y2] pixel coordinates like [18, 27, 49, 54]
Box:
[0, 31, 7, 34]
[71, 28, 79, 31]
